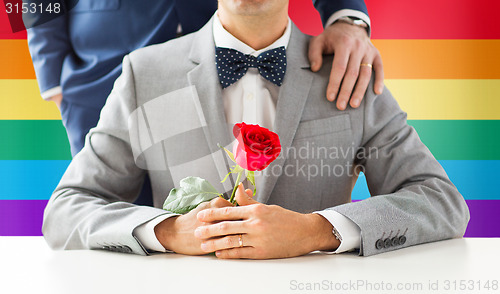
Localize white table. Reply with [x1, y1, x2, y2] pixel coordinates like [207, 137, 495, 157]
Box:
[1, 237, 499, 294]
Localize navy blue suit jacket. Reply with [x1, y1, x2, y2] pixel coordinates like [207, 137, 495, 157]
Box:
[27, 0, 368, 111]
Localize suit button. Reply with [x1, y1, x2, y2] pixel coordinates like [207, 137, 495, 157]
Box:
[391, 237, 400, 246]
[123, 246, 132, 253]
[384, 238, 392, 248]
[399, 235, 407, 245]
[375, 239, 385, 250]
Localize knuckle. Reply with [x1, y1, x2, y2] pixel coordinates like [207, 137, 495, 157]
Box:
[227, 248, 238, 258]
[252, 219, 266, 230]
[222, 207, 231, 216]
[348, 69, 359, 79]
[340, 34, 352, 45]
[198, 202, 209, 210]
[252, 204, 267, 215]
[201, 226, 210, 236]
[211, 197, 224, 207]
[255, 247, 267, 258]
[354, 39, 363, 48]
[334, 64, 347, 74]
[219, 222, 227, 232]
[225, 237, 233, 247]
[217, 251, 226, 259]
[206, 209, 214, 219]
[339, 88, 351, 98]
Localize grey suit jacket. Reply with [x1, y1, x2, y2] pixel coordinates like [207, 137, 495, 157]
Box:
[43, 19, 470, 256]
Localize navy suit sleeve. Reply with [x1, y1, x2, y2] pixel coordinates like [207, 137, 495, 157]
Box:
[313, 0, 369, 26]
[24, 1, 72, 94]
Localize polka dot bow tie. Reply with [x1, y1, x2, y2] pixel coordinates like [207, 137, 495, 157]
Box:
[215, 46, 287, 89]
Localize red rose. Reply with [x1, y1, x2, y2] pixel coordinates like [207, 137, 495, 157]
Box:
[232, 123, 281, 171]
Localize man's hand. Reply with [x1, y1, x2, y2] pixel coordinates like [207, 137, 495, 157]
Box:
[48, 93, 63, 110]
[194, 184, 340, 259]
[308, 21, 384, 110]
[154, 197, 233, 255]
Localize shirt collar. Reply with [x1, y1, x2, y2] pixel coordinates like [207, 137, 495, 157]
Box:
[213, 11, 291, 57]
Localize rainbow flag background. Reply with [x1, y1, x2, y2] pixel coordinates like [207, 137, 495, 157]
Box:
[1, 0, 499, 237]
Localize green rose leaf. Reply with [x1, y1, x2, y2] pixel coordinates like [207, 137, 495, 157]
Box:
[218, 144, 236, 163]
[163, 177, 221, 214]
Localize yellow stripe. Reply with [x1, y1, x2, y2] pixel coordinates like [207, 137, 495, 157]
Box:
[0, 80, 61, 120]
[1, 79, 499, 120]
[386, 79, 500, 120]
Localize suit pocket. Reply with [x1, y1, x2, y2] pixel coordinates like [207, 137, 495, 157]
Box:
[70, 0, 120, 12]
[294, 114, 351, 140]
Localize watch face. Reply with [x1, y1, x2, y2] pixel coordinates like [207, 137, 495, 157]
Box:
[353, 19, 368, 28]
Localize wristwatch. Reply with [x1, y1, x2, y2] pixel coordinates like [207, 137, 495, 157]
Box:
[335, 16, 368, 29]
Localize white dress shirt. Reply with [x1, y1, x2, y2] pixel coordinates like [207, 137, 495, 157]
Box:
[134, 13, 361, 254]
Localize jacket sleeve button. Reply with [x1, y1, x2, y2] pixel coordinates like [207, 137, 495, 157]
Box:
[399, 235, 407, 245]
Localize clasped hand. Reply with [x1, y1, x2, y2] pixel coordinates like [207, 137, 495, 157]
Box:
[156, 184, 339, 259]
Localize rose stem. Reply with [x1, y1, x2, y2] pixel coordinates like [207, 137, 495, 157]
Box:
[229, 170, 243, 204]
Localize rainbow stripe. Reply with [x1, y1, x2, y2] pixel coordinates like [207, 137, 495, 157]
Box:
[0, 0, 498, 237]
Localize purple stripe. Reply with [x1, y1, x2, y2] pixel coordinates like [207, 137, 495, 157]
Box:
[464, 200, 500, 237]
[0, 200, 498, 237]
[0, 200, 47, 236]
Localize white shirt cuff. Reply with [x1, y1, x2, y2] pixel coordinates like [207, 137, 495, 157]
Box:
[41, 86, 62, 100]
[325, 9, 371, 37]
[133, 214, 179, 252]
[313, 210, 361, 254]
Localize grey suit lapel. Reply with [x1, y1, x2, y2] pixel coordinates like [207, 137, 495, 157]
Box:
[187, 18, 234, 193]
[257, 24, 315, 204]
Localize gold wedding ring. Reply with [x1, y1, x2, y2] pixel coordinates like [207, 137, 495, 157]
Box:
[360, 63, 373, 68]
[238, 234, 243, 248]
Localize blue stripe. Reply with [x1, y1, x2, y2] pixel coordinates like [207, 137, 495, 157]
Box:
[1, 160, 498, 200]
[352, 160, 500, 200]
[0, 160, 70, 200]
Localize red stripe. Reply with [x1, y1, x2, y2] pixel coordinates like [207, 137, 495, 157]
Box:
[366, 0, 500, 39]
[289, 0, 324, 36]
[0, 0, 26, 39]
[2, 1, 500, 40]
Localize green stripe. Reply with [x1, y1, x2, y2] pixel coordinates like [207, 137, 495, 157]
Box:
[408, 120, 499, 160]
[0, 120, 71, 160]
[0, 120, 498, 160]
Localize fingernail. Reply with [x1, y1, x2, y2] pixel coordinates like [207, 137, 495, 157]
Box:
[194, 228, 202, 238]
[197, 211, 206, 219]
[351, 99, 359, 107]
[215, 251, 221, 257]
[328, 94, 336, 101]
[338, 102, 346, 110]
[201, 243, 208, 251]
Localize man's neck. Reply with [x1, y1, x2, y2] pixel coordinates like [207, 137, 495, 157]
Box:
[217, 11, 288, 51]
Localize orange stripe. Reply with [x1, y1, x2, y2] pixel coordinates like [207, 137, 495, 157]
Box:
[1, 40, 500, 80]
[0, 40, 35, 79]
[373, 39, 500, 79]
